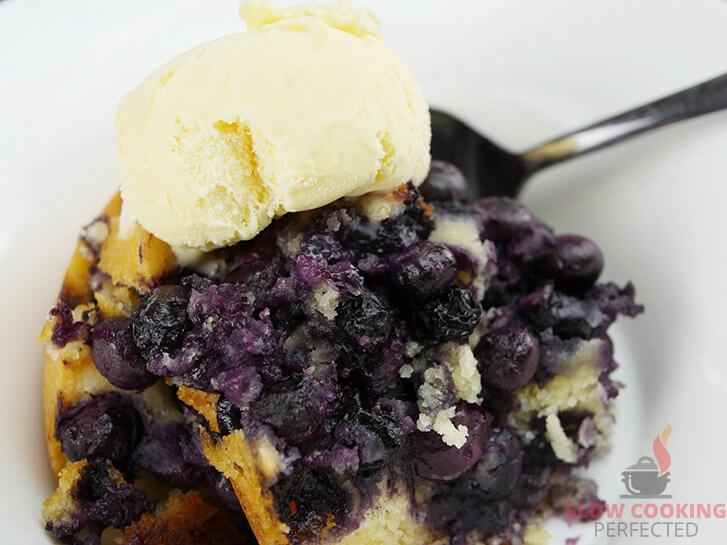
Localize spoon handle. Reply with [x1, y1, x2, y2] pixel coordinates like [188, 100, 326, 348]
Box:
[521, 72, 727, 173]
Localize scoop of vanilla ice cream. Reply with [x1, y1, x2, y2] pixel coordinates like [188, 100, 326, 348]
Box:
[116, 0, 431, 249]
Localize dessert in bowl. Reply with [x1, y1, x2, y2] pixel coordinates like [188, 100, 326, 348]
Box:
[40, 2, 642, 544]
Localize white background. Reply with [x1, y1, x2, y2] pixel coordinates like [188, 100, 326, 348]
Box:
[1, 0, 727, 543]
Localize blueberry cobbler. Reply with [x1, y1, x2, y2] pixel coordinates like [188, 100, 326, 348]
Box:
[41, 163, 642, 545]
[40, 2, 642, 543]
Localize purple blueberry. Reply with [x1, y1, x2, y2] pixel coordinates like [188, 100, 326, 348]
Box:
[476, 327, 540, 391]
[415, 287, 482, 342]
[132, 285, 190, 358]
[355, 411, 406, 473]
[334, 292, 392, 351]
[473, 428, 523, 497]
[132, 422, 205, 487]
[390, 242, 457, 301]
[72, 458, 151, 529]
[469, 197, 536, 241]
[420, 161, 468, 202]
[91, 317, 155, 390]
[254, 375, 336, 445]
[414, 406, 489, 482]
[553, 235, 604, 292]
[272, 463, 349, 541]
[213, 366, 263, 406]
[55, 393, 142, 464]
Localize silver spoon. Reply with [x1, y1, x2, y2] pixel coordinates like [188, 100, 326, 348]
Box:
[430, 72, 727, 198]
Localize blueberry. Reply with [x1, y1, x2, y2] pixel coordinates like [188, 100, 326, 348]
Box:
[213, 367, 263, 406]
[475, 327, 540, 391]
[299, 233, 347, 263]
[272, 463, 349, 540]
[56, 393, 142, 464]
[334, 292, 392, 351]
[339, 214, 380, 253]
[339, 187, 432, 255]
[552, 235, 604, 292]
[419, 161, 468, 202]
[473, 428, 523, 497]
[414, 406, 489, 482]
[469, 197, 535, 241]
[527, 292, 605, 339]
[254, 378, 333, 444]
[132, 422, 204, 487]
[415, 287, 481, 342]
[91, 317, 156, 390]
[73, 458, 151, 529]
[390, 242, 457, 301]
[377, 210, 432, 254]
[132, 285, 190, 358]
[356, 411, 406, 473]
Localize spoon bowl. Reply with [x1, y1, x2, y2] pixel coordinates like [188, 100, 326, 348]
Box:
[430, 72, 727, 198]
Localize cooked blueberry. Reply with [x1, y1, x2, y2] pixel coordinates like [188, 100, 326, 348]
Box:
[339, 214, 380, 252]
[420, 160, 468, 202]
[340, 187, 432, 255]
[356, 411, 406, 473]
[526, 292, 606, 339]
[476, 327, 540, 391]
[225, 234, 282, 294]
[299, 233, 347, 263]
[56, 393, 142, 463]
[415, 287, 481, 342]
[272, 463, 349, 540]
[553, 235, 604, 292]
[73, 458, 151, 529]
[334, 292, 392, 351]
[132, 285, 190, 358]
[390, 242, 457, 301]
[377, 210, 432, 253]
[470, 197, 535, 241]
[414, 406, 489, 482]
[132, 422, 204, 487]
[510, 464, 553, 509]
[91, 317, 155, 390]
[213, 366, 263, 406]
[254, 376, 334, 444]
[474, 428, 523, 497]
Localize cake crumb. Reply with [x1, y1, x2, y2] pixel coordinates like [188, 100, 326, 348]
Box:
[399, 364, 414, 379]
[432, 407, 468, 448]
[310, 282, 340, 319]
[545, 414, 577, 463]
[441, 342, 481, 404]
[523, 524, 551, 545]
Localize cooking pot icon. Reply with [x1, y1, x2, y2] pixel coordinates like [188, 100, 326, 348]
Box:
[620, 456, 671, 499]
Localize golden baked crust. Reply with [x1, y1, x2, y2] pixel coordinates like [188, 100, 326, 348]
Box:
[41, 195, 255, 544]
[202, 429, 290, 545]
[121, 490, 250, 545]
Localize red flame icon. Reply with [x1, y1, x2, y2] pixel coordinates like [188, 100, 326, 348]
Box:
[651, 424, 672, 475]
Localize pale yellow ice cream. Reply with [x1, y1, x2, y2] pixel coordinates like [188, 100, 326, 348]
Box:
[117, 0, 431, 249]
